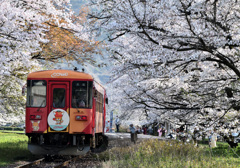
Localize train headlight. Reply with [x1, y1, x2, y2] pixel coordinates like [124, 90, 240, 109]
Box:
[36, 115, 42, 119]
[75, 115, 87, 121]
[76, 116, 81, 120]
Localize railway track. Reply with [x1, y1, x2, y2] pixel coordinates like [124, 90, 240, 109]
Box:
[15, 158, 45, 168]
[15, 152, 101, 168]
[15, 155, 84, 168]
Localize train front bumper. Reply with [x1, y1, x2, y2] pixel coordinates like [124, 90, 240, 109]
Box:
[28, 143, 90, 155]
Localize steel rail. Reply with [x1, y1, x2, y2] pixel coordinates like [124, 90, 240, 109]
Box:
[15, 158, 45, 168]
[54, 156, 80, 168]
[15, 155, 86, 168]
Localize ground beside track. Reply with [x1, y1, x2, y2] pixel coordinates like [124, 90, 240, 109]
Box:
[3, 133, 164, 168]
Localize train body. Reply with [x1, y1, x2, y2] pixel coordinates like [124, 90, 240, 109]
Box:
[25, 69, 108, 155]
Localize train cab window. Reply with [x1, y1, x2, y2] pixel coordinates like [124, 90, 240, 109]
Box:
[72, 81, 93, 108]
[26, 80, 47, 107]
[53, 88, 65, 108]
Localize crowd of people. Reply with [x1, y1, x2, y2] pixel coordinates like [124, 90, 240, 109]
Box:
[105, 116, 240, 148]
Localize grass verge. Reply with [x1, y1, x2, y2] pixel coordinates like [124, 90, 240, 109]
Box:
[97, 139, 240, 168]
[0, 132, 36, 167]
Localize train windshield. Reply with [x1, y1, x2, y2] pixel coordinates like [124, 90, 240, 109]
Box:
[72, 81, 93, 108]
[26, 80, 47, 107]
[53, 88, 65, 108]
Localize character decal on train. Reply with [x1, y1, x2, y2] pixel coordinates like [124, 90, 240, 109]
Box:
[53, 111, 64, 125]
[31, 120, 40, 131]
[47, 109, 70, 131]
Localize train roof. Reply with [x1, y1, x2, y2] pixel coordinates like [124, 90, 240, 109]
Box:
[27, 69, 106, 94]
[27, 69, 93, 80]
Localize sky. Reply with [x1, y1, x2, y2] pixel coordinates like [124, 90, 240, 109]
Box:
[69, 0, 111, 85]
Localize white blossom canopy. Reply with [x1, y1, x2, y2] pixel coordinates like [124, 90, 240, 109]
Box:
[0, 0, 93, 117]
[89, 0, 240, 130]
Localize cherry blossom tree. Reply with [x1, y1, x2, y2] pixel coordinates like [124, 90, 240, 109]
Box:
[0, 0, 98, 117]
[89, 0, 240, 130]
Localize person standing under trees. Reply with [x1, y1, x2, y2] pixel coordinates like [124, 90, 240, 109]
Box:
[209, 129, 218, 148]
[162, 128, 166, 137]
[193, 128, 200, 147]
[142, 126, 147, 134]
[158, 127, 162, 137]
[136, 126, 142, 134]
[129, 124, 137, 143]
[115, 116, 120, 132]
[105, 121, 110, 133]
[147, 126, 153, 135]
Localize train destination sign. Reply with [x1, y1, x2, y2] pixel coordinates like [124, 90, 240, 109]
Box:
[51, 72, 68, 78]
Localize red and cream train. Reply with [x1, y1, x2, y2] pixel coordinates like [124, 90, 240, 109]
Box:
[25, 69, 108, 155]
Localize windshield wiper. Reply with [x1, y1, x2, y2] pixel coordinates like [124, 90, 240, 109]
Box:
[37, 100, 46, 112]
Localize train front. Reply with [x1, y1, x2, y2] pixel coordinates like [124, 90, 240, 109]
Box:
[25, 70, 105, 156]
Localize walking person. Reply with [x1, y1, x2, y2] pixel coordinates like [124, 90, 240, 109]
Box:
[129, 124, 137, 143]
[115, 115, 120, 132]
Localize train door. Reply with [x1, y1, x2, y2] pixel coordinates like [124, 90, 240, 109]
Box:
[48, 82, 70, 132]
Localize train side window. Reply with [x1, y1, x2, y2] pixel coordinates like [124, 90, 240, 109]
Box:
[26, 80, 47, 107]
[96, 91, 103, 113]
